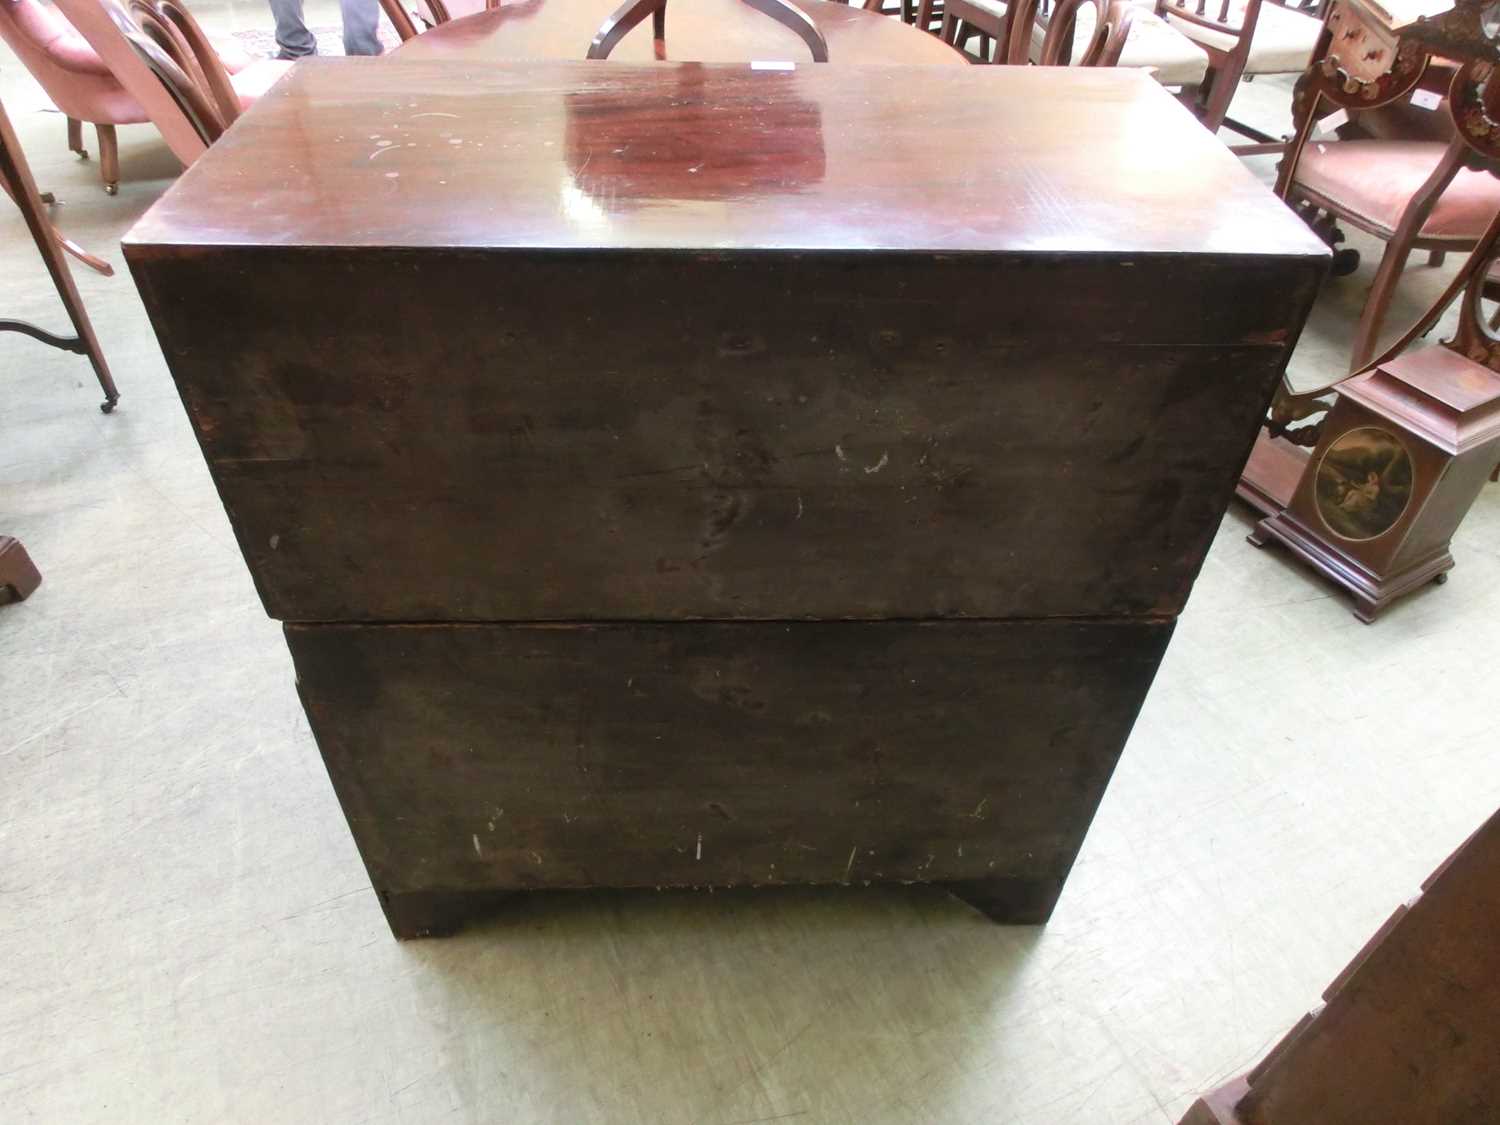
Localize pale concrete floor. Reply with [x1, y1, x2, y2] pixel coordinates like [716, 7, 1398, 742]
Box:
[3, 23, 1499, 1123]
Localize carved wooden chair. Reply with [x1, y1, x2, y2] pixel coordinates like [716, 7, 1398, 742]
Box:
[1277, 21, 1500, 371]
[1014, 0, 1209, 84]
[1158, 0, 1323, 134]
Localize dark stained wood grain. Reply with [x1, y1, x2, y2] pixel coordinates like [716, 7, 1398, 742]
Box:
[125, 59, 1326, 936]
[288, 618, 1172, 934]
[126, 61, 1326, 625]
[134, 250, 1317, 623]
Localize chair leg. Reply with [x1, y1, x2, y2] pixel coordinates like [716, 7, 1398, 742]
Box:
[1427, 249, 1446, 267]
[1350, 242, 1413, 373]
[1348, 138, 1467, 372]
[978, 30, 992, 60]
[96, 124, 118, 195]
[67, 117, 88, 159]
[915, 0, 935, 31]
[0, 101, 120, 411]
[1198, 67, 1241, 134]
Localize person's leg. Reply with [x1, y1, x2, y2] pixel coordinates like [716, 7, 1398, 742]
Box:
[341, 0, 384, 55]
[268, 0, 318, 58]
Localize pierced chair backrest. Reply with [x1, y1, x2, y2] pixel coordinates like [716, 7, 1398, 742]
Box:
[50, 0, 209, 164]
[1156, 0, 1258, 47]
[147, 0, 241, 125]
[1036, 0, 1132, 66]
[100, 0, 223, 144]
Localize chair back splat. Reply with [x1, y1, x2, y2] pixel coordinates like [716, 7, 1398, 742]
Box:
[1037, 0, 1133, 65]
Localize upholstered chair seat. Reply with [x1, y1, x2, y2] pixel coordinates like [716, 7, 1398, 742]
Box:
[1296, 140, 1500, 242]
[1163, 0, 1320, 76]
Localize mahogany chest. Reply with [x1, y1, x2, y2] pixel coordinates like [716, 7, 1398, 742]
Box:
[126, 58, 1327, 937]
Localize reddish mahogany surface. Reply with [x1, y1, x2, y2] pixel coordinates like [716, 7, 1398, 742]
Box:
[394, 0, 963, 65]
[127, 59, 1329, 259]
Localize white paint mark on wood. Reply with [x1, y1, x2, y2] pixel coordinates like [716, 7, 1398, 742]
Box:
[844, 846, 857, 882]
[864, 453, 889, 475]
[972, 797, 989, 819]
[696, 834, 703, 861]
[795, 495, 803, 520]
[471, 834, 482, 857]
[268, 534, 280, 550]
[834, 444, 847, 462]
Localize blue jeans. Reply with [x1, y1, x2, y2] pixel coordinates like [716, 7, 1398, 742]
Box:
[269, 0, 383, 57]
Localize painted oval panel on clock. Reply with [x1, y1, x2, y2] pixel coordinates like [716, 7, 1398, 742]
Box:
[1314, 426, 1414, 542]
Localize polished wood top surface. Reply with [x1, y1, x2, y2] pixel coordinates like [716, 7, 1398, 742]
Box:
[394, 0, 964, 66]
[126, 59, 1330, 259]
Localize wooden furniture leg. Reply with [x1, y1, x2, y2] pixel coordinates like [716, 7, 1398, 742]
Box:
[67, 115, 87, 158]
[0, 173, 115, 277]
[0, 537, 43, 605]
[96, 123, 119, 195]
[947, 876, 1066, 923]
[0, 95, 120, 411]
[379, 888, 518, 939]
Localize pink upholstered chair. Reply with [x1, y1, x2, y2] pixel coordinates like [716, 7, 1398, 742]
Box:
[0, 0, 288, 193]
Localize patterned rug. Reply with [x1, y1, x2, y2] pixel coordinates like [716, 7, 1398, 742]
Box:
[231, 24, 402, 59]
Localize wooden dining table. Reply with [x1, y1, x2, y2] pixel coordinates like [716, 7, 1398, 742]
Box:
[392, 0, 965, 65]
